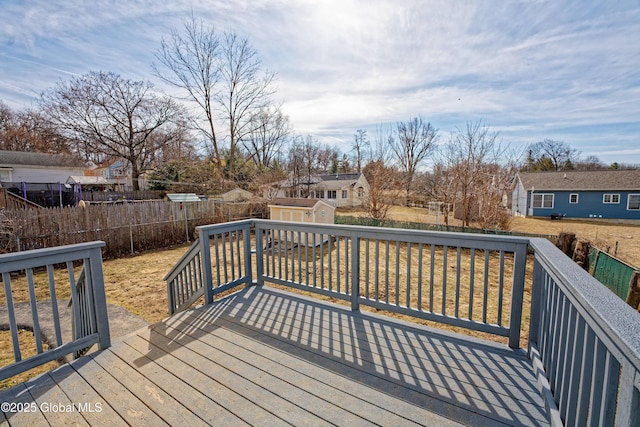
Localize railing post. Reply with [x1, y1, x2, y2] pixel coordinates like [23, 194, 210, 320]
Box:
[351, 235, 360, 311]
[256, 224, 264, 286]
[529, 256, 544, 351]
[87, 246, 110, 350]
[508, 243, 528, 348]
[615, 364, 640, 427]
[199, 228, 214, 305]
[244, 222, 253, 286]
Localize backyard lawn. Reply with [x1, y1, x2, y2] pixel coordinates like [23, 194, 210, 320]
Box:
[2, 210, 639, 389]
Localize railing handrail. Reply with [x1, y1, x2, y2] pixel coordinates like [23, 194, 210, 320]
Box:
[529, 237, 640, 371]
[253, 219, 532, 248]
[0, 241, 106, 272]
[163, 239, 201, 282]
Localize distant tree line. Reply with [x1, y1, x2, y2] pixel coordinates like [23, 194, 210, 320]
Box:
[1, 16, 638, 229]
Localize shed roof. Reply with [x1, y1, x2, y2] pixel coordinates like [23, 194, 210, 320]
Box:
[166, 193, 201, 202]
[518, 170, 640, 191]
[270, 198, 318, 208]
[269, 198, 336, 210]
[0, 150, 87, 168]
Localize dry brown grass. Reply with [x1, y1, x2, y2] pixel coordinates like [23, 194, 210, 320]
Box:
[0, 329, 59, 390]
[352, 205, 640, 267]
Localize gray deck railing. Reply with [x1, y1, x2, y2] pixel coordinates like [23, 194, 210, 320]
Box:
[167, 219, 640, 426]
[528, 238, 640, 427]
[0, 241, 110, 381]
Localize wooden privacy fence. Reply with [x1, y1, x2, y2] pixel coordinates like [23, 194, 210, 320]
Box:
[1, 201, 266, 259]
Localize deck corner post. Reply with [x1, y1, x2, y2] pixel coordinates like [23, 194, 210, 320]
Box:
[528, 255, 544, 353]
[88, 244, 110, 350]
[351, 235, 360, 311]
[508, 243, 528, 349]
[615, 365, 640, 427]
[199, 228, 214, 305]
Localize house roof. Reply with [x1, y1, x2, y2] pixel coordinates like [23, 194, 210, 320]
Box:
[518, 170, 640, 191]
[0, 150, 87, 168]
[319, 173, 362, 182]
[277, 173, 364, 189]
[270, 198, 318, 208]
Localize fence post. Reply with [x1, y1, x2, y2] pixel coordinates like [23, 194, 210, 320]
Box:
[626, 271, 640, 310]
[199, 228, 214, 305]
[351, 235, 360, 311]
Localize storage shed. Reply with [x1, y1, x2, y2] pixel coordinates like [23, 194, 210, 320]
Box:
[268, 198, 335, 247]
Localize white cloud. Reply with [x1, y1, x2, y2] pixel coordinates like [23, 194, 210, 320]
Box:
[0, 0, 639, 162]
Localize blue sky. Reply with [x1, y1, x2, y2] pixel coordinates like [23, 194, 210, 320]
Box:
[1, 0, 639, 164]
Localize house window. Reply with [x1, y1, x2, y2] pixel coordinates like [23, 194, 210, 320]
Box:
[569, 194, 579, 204]
[628, 194, 640, 210]
[316, 190, 324, 199]
[603, 194, 620, 204]
[357, 187, 364, 198]
[0, 168, 12, 182]
[327, 190, 337, 199]
[341, 190, 348, 199]
[532, 194, 554, 209]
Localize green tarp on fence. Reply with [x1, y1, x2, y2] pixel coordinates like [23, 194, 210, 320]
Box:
[589, 248, 638, 300]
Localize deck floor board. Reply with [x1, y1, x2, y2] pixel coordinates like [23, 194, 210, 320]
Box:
[1, 285, 548, 426]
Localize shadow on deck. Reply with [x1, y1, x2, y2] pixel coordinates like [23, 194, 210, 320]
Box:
[1, 285, 547, 426]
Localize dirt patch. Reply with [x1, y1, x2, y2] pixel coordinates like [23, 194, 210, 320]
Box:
[0, 300, 148, 362]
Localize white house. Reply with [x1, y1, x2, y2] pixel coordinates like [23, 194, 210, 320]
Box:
[0, 150, 87, 184]
[272, 173, 369, 208]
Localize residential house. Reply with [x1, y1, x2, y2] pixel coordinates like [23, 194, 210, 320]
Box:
[0, 150, 87, 207]
[89, 158, 142, 191]
[273, 173, 369, 208]
[512, 170, 640, 220]
[0, 150, 87, 184]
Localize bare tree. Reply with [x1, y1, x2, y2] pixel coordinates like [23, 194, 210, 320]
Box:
[242, 105, 291, 169]
[526, 139, 579, 171]
[217, 32, 276, 180]
[370, 124, 393, 163]
[446, 121, 506, 227]
[40, 71, 185, 190]
[153, 16, 222, 165]
[0, 102, 70, 154]
[389, 116, 438, 203]
[287, 135, 321, 197]
[362, 160, 400, 221]
[352, 129, 369, 173]
[154, 17, 276, 181]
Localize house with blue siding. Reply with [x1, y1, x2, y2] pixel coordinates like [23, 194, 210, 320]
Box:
[512, 170, 640, 220]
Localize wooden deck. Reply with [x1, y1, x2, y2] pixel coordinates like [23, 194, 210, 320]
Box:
[0, 285, 548, 426]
